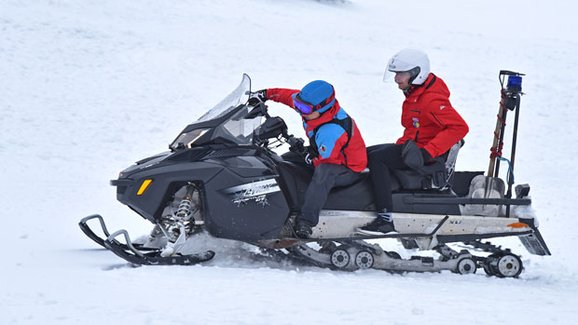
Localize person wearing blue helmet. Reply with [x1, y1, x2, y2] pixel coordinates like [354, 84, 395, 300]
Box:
[249, 80, 367, 238]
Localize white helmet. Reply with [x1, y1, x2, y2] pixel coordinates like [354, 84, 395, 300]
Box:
[386, 49, 430, 85]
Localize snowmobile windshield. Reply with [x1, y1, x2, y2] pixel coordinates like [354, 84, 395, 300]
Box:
[196, 74, 251, 122]
[170, 74, 263, 150]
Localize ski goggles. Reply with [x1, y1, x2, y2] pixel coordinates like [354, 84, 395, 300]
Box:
[292, 93, 336, 115]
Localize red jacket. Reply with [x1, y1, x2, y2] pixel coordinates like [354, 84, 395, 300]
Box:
[396, 74, 469, 158]
[267, 88, 368, 172]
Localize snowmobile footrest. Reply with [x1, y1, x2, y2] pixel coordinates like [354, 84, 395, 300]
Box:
[104, 229, 215, 265]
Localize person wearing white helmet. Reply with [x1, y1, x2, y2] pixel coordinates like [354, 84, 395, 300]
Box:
[359, 49, 469, 235]
[385, 48, 431, 87]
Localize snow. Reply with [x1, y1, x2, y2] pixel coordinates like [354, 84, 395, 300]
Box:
[2, 0, 577, 323]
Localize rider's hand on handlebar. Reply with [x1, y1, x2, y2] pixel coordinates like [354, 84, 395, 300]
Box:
[304, 152, 313, 165]
[303, 146, 317, 165]
[248, 89, 267, 106]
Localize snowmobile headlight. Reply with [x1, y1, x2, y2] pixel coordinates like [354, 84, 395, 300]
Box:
[137, 179, 153, 196]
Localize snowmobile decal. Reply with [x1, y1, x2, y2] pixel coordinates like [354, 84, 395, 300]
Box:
[223, 178, 280, 207]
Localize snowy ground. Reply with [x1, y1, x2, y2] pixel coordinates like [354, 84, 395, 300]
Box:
[2, 0, 578, 324]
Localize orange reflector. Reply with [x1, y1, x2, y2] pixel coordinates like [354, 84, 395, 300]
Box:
[507, 222, 530, 229]
[137, 179, 153, 196]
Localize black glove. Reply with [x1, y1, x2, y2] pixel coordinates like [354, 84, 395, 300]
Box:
[287, 136, 305, 154]
[401, 140, 425, 171]
[248, 89, 267, 106]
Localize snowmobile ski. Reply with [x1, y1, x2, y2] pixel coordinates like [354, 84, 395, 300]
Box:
[103, 229, 215, 266]
[79, 214, 156, 252]
[79, 214, 112, 248]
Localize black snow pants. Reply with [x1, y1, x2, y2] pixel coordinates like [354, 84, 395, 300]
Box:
[299, 163, 360, 226]
[367, 143, 407, 212]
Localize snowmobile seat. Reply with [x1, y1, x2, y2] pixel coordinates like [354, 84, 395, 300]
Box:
[392, 140, 464, 191]
[277, 153, 375, 211]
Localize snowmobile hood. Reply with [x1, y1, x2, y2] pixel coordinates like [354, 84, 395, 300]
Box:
[117, 151, 172, 179]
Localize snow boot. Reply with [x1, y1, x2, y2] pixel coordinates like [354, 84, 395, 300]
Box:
[294, 220, 313, 239]
[358, 211, 396, 235]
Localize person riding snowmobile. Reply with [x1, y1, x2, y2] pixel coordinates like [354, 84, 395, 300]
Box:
[359, 48, 469, 235]
[249, 80, 367, 238]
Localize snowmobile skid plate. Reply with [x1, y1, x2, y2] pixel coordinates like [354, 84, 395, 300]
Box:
[104, 229, 215, 266]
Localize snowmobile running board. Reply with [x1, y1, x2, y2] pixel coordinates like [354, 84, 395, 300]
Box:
[402, 197, 531, 206]
[268, 215, 547, 256]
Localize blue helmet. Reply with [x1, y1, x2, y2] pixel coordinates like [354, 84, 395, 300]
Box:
[293, 80, 336, 115]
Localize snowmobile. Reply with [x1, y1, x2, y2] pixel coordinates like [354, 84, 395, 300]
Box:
[80, 73, 550, 277]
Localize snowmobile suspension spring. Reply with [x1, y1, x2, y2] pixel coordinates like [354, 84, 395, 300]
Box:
[176, 198, 193, 219]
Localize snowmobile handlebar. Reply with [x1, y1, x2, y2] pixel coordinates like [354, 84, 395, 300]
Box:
[246, 101, 308, 155]
[245, 102, 270, 119]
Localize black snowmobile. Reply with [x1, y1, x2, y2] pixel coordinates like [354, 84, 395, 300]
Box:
[80, 73, 550, 277]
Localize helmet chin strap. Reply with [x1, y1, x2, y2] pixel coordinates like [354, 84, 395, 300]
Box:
[407, 66, 421, 85]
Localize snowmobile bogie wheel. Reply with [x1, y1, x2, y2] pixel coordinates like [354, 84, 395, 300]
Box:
[318, 241, 337, 255]
[494, 253, 523, 278]
[456, 257, 477, 275]
[355, 250, 374, 269]
[330, 249, 351, 269]
[483, 261, 494, 276]
[483, 253, 501, 276]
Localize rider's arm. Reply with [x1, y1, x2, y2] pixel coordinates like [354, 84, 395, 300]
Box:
[423, 98, 469, 158]
[265, 88, 300, 109]
[313, 124, 349, 164]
